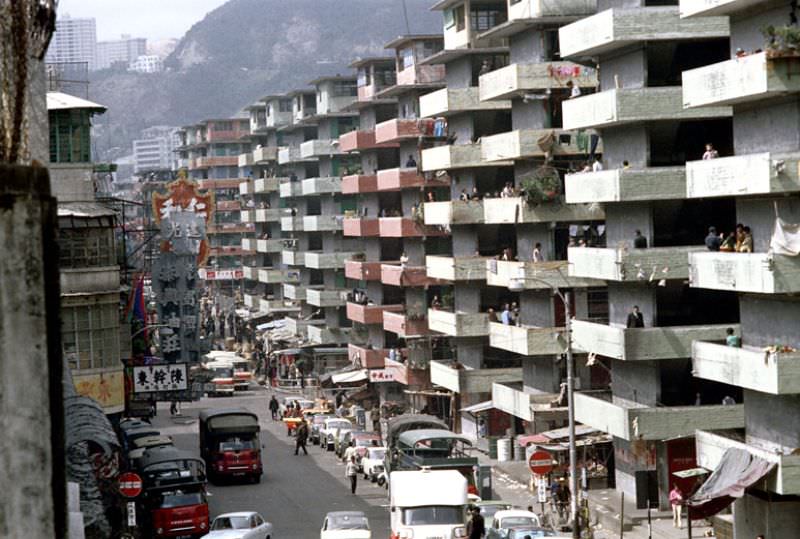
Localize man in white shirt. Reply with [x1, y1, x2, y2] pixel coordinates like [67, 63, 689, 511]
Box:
[532, 242, 545, 263]
[592, 158, 604, 172]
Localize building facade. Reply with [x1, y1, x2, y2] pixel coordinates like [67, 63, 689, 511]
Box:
[96, 34, 147, 70]
[45, 16, 97, 71]
[133, 126, 180, 173]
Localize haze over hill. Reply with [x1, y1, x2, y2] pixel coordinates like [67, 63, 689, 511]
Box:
[89, 0, 442, 162]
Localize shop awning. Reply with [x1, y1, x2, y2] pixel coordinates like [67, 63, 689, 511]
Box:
[460, 400, 494, 414]
[688, 447, 775, 518]
[331, 369, 368, 384]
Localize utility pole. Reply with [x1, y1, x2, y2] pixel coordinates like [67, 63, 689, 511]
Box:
[565, 290, 580, 539]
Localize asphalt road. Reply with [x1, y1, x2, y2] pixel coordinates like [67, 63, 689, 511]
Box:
[150, 387, 391, 538]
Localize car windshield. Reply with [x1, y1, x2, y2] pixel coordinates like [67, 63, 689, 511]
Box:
[212, 367, 233, 378]
[509, 528, 557, 538]
[157, 490, 204, 509]
[328, 514, 369, 530]
[327, 421, 349, 429]
[403, 506, 463, 526]
[368, 448, 386, 459]
[211, 515, 251, 530]
[500, 517, 539, 528]
[218, 438, 256, 451]
[355, 437, 379, 447]
[314, 416, 330, 425]
[480, 504, 511, 518]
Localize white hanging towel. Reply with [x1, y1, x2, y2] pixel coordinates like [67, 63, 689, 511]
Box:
[770, 217, 800, 256]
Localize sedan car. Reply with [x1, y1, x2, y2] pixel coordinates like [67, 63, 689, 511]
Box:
[202, 511, 273, 539]
[310, 414, 334, 445]
[320, 511, 371, 539]
[475, 501, 513, 528]
[506, 526, 561, 539]
[487, 510, 542, 539]
[320, 418, 353, 451]
[360, 446, 386, 481]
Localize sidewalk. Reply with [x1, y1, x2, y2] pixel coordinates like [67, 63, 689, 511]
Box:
[471, 448, 713, 539]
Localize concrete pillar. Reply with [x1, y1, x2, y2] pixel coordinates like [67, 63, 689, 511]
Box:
[0, 165, 65, 538]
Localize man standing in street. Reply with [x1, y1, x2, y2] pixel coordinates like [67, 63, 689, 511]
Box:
[466, 506, 485, 539]
[626, 305, 645, 328]
[346, 456, 358, 494]
[295, 419, 309, 455]
[269, 395, 279, 420]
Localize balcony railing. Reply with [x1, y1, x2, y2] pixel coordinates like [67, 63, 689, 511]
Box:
[384, 357, 430, 387]
[379, 217, 446, 238]
[238, 152, 254, 168]
[479, 61, 598, 101]
[569, 246, 704, 281]
[258, 268, 299, 284]
[680, 0, 772, 19]
[283, 283, 313, 301]
[570, 319, 737, 361]
[300, 139, 343, 159]
[427, 309, 489, 337]
[419, 87, 510, 118]
[255, 239, 284, 253]
[374, 118, 424, 144]
[376, 167, 450, 191]
[281, 249, 305, 266]
[339, 130, 397, 152]
[381, 264, 437, 287]
[481, 129, 601, 162]
[489, 322, 565, 356]
[693, 341, 800, 395]
[343, 217, 380, 237]
[383, 311, 433, 337]
[423, 200, 484, 225]
[685, 152, 800, 199]
[492, 381, 568, 423]
[422, 143, 512, 171]
[254, 209, 283, 223]
[482, 197, 605, 224]
[302, 177, 342, 196]
[485, 260, 604, 289]
[348, 344, 388, 369]
[566, 167, 687, 203]
[688, 252, 800, 294]
[259, 298, 301, 315]
[239, 180, 253, 196]
[426, 255, 491, 281]
[306, 288, 348, 308]
[253, 146, 279, 163]
[342, 174, 379, 194]
[254, 177, 280, 193]
[508, 0, 596, 22]
[430, 360, 521, 395]
[279, 181, 303, 198]
[346, 302, 404, 325]
[307, 325, 350, 345]
[305, 251, 360, 269]
[303, 214, 343, 232]
[280, 216, 304, 231]
[344, 260, 383, 281]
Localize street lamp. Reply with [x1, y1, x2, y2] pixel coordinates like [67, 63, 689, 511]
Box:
[508, 276, 580, 539]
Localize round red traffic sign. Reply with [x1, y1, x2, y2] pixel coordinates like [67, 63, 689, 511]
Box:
[528, 450, 554, 475]
[118, 472, 143, 498]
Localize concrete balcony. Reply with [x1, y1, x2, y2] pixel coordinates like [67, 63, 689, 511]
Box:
[381, 264, 438, 287]
[277, 147, 312, 165]
[343, 217, 380, 237]
[479, 62, 598, 101]
[348, 344, 387, 369]
[305, 251, 360, 269]
[239, 180, 253, 196]
[339, 129, 397, 152]
[426, 255, 489, 281]
[342, 174, 378, 194]
[419, 87, 511, 118]
[378, 217, 445, 238]
[383, 312, 433, 337]
[559, 7, 728, 59]
[376, 167, 450, 191]
[492, 381, 568, 423]
[302, 176, 342, 196]
[303, 214, 343, 232]
[685, 152, 800, 199]
[280, 216, 304, 231]
[242, 266, 259, 281]
[194, 156, 238, 168]
[307, 325, 351, 345]
[346, 302, 404, 325]
[197, 179, 243, 190]
[259, 298, 301, 315]
[423, 200, 484, 225]
[693, 341, 800, 395]
[255, 239, 284, 253]
[238, 152, 254, 168]
[696, 430, 800, 495]
[253, 146, 279, 163]
[306, 288, 348, 308]
[431, 360, 521, 395]
[279, 181, 303, 198]
[240, 209, 255, 223]
[571, 319, 736, 361]
[384, 357, 430, 387]
[281, 250, 305, 266]
[254, 177, 280, 193]
[284, 317, 325, 339]
[481, 129, 600, 162]
[486, 260, 604, 289]
[684, 53, 800, 109]
[489, 322, 565, 356]
[258, 268, 299, 284]
[563, 87, 732, 131]
[283, 283, 313, 301]
[566, 167, 687, 203]
[680, 0, 774, 18]
[344, 260, 383, 281]
[569, 246, 704, 281]
[574, 391, 744, 441]
[207, 224, 253, 235]
[254, 209, 283, 223]
[241, 238, 257, 253]
[299, 139, 343, 159]
[482, 196, 605, 224]
[507, 0, 596, 22]
[688, 252, 800, 294]
[427, 309, 490, 337]
[374, 118, 424, 144]
[422, 143, 512, 171]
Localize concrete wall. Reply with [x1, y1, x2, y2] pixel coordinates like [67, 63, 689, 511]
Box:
[736, 195, 800, 253]
[445, 56, 473, 89]
[744, 390, 800, 450]
[739, 295, 800, 349]
[523, 356, 561, 394]
[599, 48, 646, 90]
[612, 360, 660, 406]
[608, 282, 656, 328]
[733, 100, 800, 155]
[509, 28, 547, 64]
[733, 492, 800, 539]
[729, 5, 785, 54]
[601, 124, 650, 168]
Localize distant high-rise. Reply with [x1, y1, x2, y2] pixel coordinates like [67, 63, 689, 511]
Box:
[96, 34, 147, 71]
[45, 15, 97, 71]
[133, 126, 181, 173]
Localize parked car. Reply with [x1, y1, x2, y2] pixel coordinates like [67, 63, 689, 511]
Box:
[202, 511, 272, 539]
[361, 446, 387, 481]
[320, 418, 352, 451]
[320, 511, 371, 539]
[310, 414, 334, 445]
[332, 424, 356, 455]
[506, 526, 562, 539]
[474, 501, 513, 528]
[487, 510, 542, 539]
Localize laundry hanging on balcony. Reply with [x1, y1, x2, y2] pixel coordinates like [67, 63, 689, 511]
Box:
[770, 216, 800, 256]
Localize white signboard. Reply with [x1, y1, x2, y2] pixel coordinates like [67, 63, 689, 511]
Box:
[133, 364, 188, 393]
[537, 477, 548, 503]
[127, 501, 136, 527]
[369, 369, 396, 383]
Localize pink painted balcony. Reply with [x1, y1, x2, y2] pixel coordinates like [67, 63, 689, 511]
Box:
[342, 174, 379, 194]
[343, 217, 380, 237]
[339, 130, 398, 153]
[383, 311, 433, 338]
[346, 302, 404, 325]
[376, 167, 450, 191]
[348, 344, 387, 369]
[380, 263, 438, 287]
[374, 119, 424, 144]
[384, 357, 430, 387]
[397, 64, 446, 86]
[344, 260, 383, 281]
[378, 217, 447, 238]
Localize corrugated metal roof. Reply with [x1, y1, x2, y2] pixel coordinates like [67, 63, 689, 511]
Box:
[46, 92, 106, 112]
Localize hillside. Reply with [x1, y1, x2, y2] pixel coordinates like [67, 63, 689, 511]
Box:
[89, 0, 442, 162]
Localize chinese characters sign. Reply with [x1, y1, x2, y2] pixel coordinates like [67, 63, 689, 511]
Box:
[133, 364, 188, 393]
[368, 369, 396, 383]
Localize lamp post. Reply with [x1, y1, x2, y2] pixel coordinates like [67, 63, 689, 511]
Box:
[508, 277, 580, 538]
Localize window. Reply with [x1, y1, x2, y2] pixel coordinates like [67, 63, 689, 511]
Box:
[62, 301, 120, 371]
[279, 99, 292, 112]
[470, 7, 505, 31]
[49, 109, 92, 163]
[333, 81, 357, 97]
[401, 47, 415, 70]
[455, 5, 466, 31]
[358, 67, 371, 87]
[58, 223, 116, 268]
[444, 7, 456, 29]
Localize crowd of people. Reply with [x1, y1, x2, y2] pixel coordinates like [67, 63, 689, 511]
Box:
[705, 223, 754, 253]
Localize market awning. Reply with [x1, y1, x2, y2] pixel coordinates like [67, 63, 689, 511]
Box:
[331, 369, 368, 384]
[460, 400, 494, 414]
[688, 447, 775, 519]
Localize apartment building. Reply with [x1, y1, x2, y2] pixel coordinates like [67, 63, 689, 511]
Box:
[675, 1, 800, 536]
[96, 34, 147, 70]
[45, 16, 97, 71]
[133, 126, 180, 173]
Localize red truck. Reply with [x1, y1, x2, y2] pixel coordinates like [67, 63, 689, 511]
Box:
[199, 408, 263, 483]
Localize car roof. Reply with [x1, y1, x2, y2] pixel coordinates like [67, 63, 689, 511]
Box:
[198, 407, 254, 421]
[214, 511, 259, 518]
[495, 510, 539, 518]
[325, 511, 367, 518]
[477, 500, 511, 506]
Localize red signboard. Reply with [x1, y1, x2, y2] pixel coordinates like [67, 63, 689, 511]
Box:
[118, 472, 143, 498]
[529, 450, 554, 475]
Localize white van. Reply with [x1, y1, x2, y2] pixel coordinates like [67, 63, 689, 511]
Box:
[389, 469, 468, 539]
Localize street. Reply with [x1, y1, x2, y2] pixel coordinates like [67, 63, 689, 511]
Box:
[150, 387, 391, 537]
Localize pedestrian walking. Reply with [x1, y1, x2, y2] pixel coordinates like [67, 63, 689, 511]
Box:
[670, 483, 684, 528]
[346, 456, 358, 494]
[269, 395, 279, 420]
[295, 420, 309, 455]
[169, 400, 178, 415]
[466, 506, 485, 539]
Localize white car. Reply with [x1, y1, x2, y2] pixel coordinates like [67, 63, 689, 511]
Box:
[320, 418, 352, 451]
[486, 509, 542, 539]
[361, 446, 387, 481]
[320, 511, 371, 539]
[202, 511, 273, 539]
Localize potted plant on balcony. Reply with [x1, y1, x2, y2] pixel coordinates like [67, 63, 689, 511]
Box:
[762, 25, 800, 58]
[520, 166, 562, 205]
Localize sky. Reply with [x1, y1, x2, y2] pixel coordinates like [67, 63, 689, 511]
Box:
[57, 0, 231, 41]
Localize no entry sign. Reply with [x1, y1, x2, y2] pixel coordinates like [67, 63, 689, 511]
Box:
[528, 450, 554, 475]
[119, 472, 143, 498]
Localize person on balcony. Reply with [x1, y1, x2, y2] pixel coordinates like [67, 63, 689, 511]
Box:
[501, 304, 512, 325]
[738, 226, 754, 253]
[626, 305, 645, 328]
[405, 155, 417, 168]
[726, 327, 741, 347]
[633, 230, 648, 249]
[702, 143, 719, 160]
[705, 226, 721, 251]
[532, 243, 545, 262]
